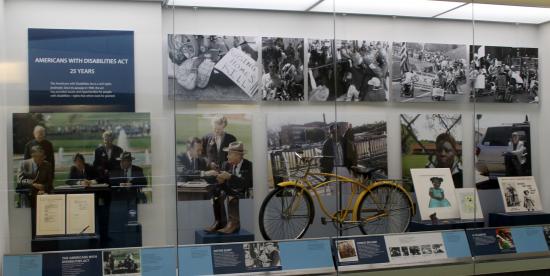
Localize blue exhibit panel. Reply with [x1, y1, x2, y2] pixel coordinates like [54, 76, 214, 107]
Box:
[510, 226, 549, 253]
[279, 239, 334, 270]
[442, 230, 472, 258]
[467, 228, 517, 256]
[3, 255, 42, 276]
[179, 246, 214, 276]
[28, 28, 134, 112]
[42, 251, 102, 276]
[141, 247, 177, 276]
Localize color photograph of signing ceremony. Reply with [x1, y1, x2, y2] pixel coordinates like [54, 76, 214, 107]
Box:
[12, 112, 152, 208]
[469, 45, 538, 103]
[175, 114, 253, 201]
[391, 42, 469, 103]
[267, 112, 388, 195]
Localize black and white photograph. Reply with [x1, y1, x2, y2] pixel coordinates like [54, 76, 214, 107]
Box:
[167, 34, 260, 101]
[243, 242, 282, 269]
[409, 246, 421, 256]
[470, 45, 538, 103]
[498, 176, 542, 212]
[389, 247, 402, 257]
[432, 244, 445, 254]
[336, 240, 359, 262]
[475, 114, 531, 189]
[261, 37, 305, 101]
[307, 38, 333, 101]
[103, 249, 141, 275]
[267, 112, 388, 194]
[308, 39, 389, 102]
[400, 246, 410, 256]
[392, 42, 468, 102]
[421, 244, 433, 255]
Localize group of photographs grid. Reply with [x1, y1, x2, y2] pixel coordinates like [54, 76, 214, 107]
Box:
[167, 35, 539, 104]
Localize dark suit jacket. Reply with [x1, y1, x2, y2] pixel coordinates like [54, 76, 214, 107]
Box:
[221, 158, 253, 196]
[176, 152, 208, 182]
[66, 163, 97, 185]
[202, 132, 236, 167]
[93, 145, 124, 183]
[320, 135, 357, 174]
[17, 159, 53, 206]
[109, 165, 147, 188]
[23, 139, 55, 177]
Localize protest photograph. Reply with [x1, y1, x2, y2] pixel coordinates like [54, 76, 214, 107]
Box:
[167, 34, 260, 101]
[392, 42, 469, 103]
[470, 45, 538, 103]
[308, 39, 389, 102]
[261, 37, 305, 101]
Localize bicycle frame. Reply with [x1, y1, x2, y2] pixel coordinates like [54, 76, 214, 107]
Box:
[276, 158, 415, 225]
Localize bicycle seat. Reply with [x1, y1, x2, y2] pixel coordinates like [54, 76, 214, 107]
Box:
[351, 166, 378, 178]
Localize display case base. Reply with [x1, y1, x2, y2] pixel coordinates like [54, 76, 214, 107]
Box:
[489, 212, 550, 227]
[107, 223, 142, 248]
[409, 220, 484, 232]
[31, 234, 100, 252]
[195, 229, 254, 244]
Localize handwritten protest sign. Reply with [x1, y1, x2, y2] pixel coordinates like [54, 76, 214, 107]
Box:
[214, 48, 259, 97]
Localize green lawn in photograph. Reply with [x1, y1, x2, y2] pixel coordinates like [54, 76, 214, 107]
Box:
[402, 154, 429, 179]
[50, 137, 150, 152]
[175, 114, 253, 159]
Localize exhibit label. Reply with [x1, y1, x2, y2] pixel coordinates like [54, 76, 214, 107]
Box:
[28, 28, 134, 112]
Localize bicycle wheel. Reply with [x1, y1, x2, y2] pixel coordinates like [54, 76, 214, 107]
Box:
[356, 183, 413, 235]
[259, 185, 314, 240]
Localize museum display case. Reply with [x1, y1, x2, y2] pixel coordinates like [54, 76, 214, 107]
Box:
[2, 0, 550, 275]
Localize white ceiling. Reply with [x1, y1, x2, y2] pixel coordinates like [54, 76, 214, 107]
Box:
[167, 0, 550, 24]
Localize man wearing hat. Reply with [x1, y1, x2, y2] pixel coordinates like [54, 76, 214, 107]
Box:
[205, 141, 253, 234]
[93, 130, 124, 184]
[109, 152, 147, 188]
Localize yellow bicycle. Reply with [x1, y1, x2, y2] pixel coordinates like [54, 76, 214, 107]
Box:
[259, 153, 415, 240]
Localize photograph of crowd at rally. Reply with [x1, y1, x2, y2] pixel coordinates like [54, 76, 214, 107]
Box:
[469, 46, 538, 103]
[261, 37, 305, 101]
[392, 42, 469, 103]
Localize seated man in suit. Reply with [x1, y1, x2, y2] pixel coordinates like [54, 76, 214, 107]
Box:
[205, 141, 253, 234]
[18, 145, 54, 201]
[66, 153, 97, 186]
[110, 152, 147, 188]
[93, 130, 124, 184]
[17, 146, 53, 236]
[176, 137, 208, 182]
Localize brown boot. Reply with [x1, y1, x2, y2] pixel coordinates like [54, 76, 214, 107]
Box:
[204, 197, 227, 232]
[217, 197, 240, 234]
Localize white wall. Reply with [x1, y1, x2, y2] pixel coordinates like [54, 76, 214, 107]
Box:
[4, 0, 176, 253]
[165, 7, 542, 242]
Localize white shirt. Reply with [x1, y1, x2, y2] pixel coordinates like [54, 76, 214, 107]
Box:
[232, 159, 244, 177]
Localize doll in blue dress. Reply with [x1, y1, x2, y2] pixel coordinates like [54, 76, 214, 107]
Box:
[428, 177, 451, 208]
